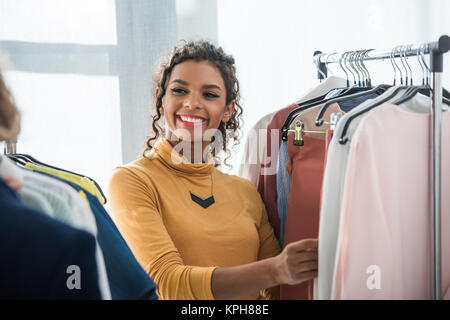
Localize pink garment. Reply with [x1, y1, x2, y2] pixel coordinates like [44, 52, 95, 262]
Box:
[323, 129, 333, 168]
[332, 103, 450, 299]
[238, 112, 275, 186]
[282, 133, 325, 300]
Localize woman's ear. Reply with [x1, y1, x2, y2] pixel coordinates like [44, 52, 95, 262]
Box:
[221, 100, 235, 123]
[155, 87, 164, 116]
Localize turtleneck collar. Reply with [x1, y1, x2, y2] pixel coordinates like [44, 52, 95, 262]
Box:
[151, 138, 215, 175]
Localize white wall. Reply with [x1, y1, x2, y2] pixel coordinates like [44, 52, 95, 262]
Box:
[176, 0, 218, 44]
[217, 0, 450, 174]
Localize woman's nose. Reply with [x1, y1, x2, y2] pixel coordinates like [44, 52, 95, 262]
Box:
[183, 92, 201, 109]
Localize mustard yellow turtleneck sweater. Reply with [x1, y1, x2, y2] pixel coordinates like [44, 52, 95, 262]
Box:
[106, 138, 281, 300]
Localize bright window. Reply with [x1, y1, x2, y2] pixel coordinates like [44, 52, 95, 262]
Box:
[0, 0, 117, 44]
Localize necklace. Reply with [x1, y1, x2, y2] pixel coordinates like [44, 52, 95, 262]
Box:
[177, 172, 215, 209]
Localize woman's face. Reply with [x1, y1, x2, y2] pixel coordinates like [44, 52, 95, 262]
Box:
[159, 60, 234, 143]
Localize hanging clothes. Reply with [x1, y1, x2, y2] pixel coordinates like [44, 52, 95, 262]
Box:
[280, 102, 342, 299]
[256, 76, 348, 241]
[268, 83, 380, 299]
[276, 140, 291, 248]
[317, 87, 406, 299]
[277, 102, 342, 249]
[239, 111, 275, 186]
[331, 95, 450, 299]
[1, 154, 158, 300]
[24, 162, 106, 205]
[36, 171, 159, 300]
[0, 176, 102, 299]
[0, 156, 112, 299]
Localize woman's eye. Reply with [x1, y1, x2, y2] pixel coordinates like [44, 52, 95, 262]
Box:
[171, 88, 187, 95]
[204, 92, 219, 99]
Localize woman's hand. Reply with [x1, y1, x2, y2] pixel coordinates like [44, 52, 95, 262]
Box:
[273, 238, 318, 285]
[2, 173, 23, 191]
[210, 238, 318, 299]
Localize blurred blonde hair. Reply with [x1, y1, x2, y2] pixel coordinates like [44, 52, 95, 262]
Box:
[0, 50, 20, 142]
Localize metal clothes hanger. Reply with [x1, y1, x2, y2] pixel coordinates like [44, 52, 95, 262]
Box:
[337, 45, 412, 144]
[281, 79, 370, 140]
[339, 49, 350, 88]
[349, 51, 361, 86]
[392, 43, 450, 106]
[314, 49, 390, 127]
[281, 50, 380, 140]
[355, 50, 368, 87]
[391, 44, 428, 104]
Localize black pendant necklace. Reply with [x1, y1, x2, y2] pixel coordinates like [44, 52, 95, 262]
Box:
[190, 172, 215, 208]
[177, 172, 215, 209]
[190, 192, 215, 209]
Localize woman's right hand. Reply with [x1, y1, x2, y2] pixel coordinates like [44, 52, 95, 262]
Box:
[273, 238, 318, 285]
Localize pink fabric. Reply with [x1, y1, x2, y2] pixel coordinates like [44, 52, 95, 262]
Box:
[332, 104, 450, 299]
[281, 133, 326, 300]
[323, 129, 333, 168]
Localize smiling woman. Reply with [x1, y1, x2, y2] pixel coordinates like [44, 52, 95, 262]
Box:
[161, 60, 234, 151]
[106, 40, 319, 300]
[147, 41, 242, 167]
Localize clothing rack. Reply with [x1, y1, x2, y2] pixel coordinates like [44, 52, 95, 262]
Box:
[313, 35, 450, 300]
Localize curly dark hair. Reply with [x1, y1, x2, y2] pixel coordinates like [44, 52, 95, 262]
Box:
[143, 40, 243, 169]
[0, 69, 17, 131]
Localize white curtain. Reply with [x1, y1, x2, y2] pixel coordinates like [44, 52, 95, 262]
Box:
[0, 0, 178, 190]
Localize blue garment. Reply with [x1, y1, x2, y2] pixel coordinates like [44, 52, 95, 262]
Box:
[0, 177, 101, 300]
[339, 92, 379, 112]
[32, 170, 158, 300]
[324, 83, 360, 99]
[324, 88, 345, 99]
[276, 140, 291, 248]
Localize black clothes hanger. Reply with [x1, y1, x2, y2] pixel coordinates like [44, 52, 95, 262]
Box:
[392, 86, 450, 106]
[444, 88, 450, 99]
[6, 154, 27, 166]
[338, 85, 450, 146]
[281, 49, 375, 140]
[314, 84, 391, 127]
[391, 85, 430, 105]
[7, 153, 107, 204]
[12, 153, 43, 165]
[281, 86, 371, 141]
[7, 154, 33, 163]
[337, 86, 410, 144]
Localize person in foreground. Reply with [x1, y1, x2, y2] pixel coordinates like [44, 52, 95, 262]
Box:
[106, 40, 318, 300]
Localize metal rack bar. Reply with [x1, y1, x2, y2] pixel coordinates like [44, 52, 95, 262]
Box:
[430, 42, 448, 300]
[314, 36, 449, 65]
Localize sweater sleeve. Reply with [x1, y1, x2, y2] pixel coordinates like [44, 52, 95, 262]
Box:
[257, 201, 282, 300]
[106, 167, 217, 300]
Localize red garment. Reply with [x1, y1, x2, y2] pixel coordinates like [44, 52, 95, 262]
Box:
[257, 104, 299, 240]
[281, 133, 326, 300]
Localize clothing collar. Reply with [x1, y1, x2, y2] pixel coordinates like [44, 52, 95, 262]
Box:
[151, 138, 215, 175]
